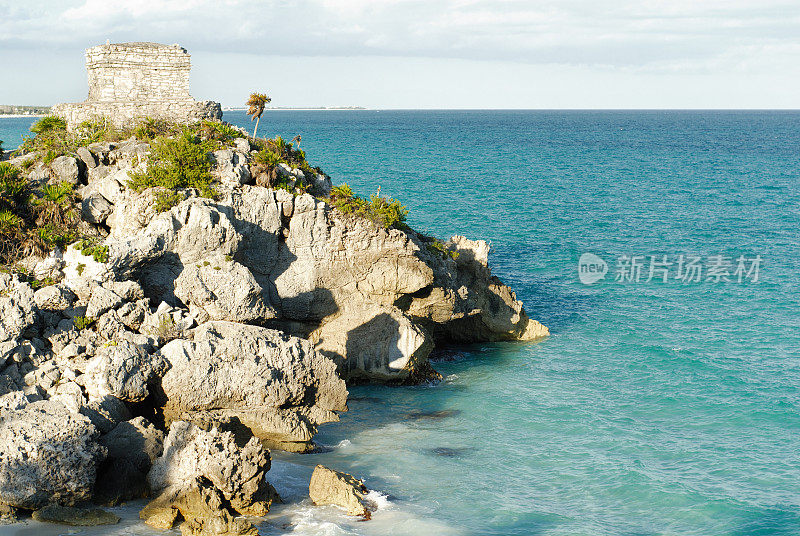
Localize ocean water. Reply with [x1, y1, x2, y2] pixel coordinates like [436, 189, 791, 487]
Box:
[2, 110, 799, 536]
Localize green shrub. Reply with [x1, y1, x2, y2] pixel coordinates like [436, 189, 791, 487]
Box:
[253, 148, 282, 168]
[34, 224, 76, 250]
[426, 239, 460, 260]
[76, 117, 120, 144]
[0, 210, 22, 236]
[191, 120, 242, 147]
[30, 116, 67, 135]
[0, 163, 27, 209]
[128, 132, 216, 198]
[153, 189, 184, 213]
[35, 183, 76, 227]
[133, 117, 179, 141]
[29, 276, 56, 290]
[328, 184, 408, 228]
[151, 314, 179, 343]
[74, 238, 109, 263]
[73, 315, 94, 331]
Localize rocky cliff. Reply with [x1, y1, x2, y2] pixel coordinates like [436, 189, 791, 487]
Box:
[0, 122, 547, 526]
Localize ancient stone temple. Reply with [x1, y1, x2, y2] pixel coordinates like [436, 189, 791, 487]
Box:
[52, 42, 222, 129]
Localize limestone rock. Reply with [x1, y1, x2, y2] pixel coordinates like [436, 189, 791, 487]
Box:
[213, 149, 252, 188]
[76, 146, 98, 169]
[0, 400, 106, 509]
[309, 465, 371, 517]
[148, 421, 275, 516]
[101, 416, 164, 471]
[95, 417, 164, 505]
[79, 394, 132, 433]
[157, 321, 347, 449]
[32, 504, 119, 526]
[82, 192, 114, 224]
[84, 340, 165, 402]
[141, 478, 257, 535]
[85, 284, 124, 319]
[102, 178, 548, 383]
[311, 303, 433, 382]
[62, 244, 114, 296]
[0, 274, 37, 343]
[173, 256, 274, 323]
[33, 284, 76, 311]
[49, 155, 81, 185]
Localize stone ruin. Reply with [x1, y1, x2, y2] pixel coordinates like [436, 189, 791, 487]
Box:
[52, 42, 222, 130]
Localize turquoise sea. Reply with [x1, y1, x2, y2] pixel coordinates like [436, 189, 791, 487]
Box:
[2, 110, 799, 536]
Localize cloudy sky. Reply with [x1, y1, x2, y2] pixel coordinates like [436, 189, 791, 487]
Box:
[1, 0, 799, 108]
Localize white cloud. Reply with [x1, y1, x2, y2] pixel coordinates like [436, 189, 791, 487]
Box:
[1, 0, 799, 71]
[1, 0, 799, 107]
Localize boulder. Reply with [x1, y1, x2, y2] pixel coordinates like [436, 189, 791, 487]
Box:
[101, 416, 164, 472]
[76, 146, 98, 169]
[173, 256, 274, 323]
[32, 254, 66, 280]
[310, 303, 433, 382]
[85, 284, 124, 319]
[32, 504, 119, 526]
[49, 155, 81, 185]
[148, 421, 276, 516]
[309, 465, 372, 518]
[141, 478, 257, 535]
[233, 138, 250, 153]
[0, 400, 106, 510]
[79, 394, 132, 433]
[33, 284, 76, 311]
[213, 148, 251, 188]
[157, 321, 347, 451]
[82, 192, 114, 224]
[0, 274, 37, 343]
[95, 417, 164, 505]
[84, 340, 165, 402]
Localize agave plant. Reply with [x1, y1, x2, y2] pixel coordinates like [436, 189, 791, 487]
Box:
[0, 210, 21, 235]
[246, 93, 271, 139]
[0, 163, 27, 209]
[35, 183, 76, 227]
[270, 136, 289, 159]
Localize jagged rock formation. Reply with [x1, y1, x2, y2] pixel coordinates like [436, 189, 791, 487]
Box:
[309, 465, 373, 518]
[101, 158, 547, 382]
[52, 42, 221, 130]
[141, 421, 277, 535]
[0, 122, 548, 522]
[0, 400, 106, 510]
[157, 321, 347, 452]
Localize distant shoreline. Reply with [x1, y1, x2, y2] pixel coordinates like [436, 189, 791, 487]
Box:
[0, 114, 44, 119]
[223, 108, 366, 112]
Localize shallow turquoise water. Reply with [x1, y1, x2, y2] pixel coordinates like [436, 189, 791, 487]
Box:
[3, 111, 799, 535]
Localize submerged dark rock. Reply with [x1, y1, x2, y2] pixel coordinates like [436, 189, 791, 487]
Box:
[32, 504, 120, 526]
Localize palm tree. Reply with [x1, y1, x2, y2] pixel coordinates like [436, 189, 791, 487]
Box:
[291, 135, 301, 149]
[246, 93, 271, 139]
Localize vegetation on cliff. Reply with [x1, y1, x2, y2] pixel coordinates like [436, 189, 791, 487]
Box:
[329, 184, 408, 229]
[2, 114, 415, 268]
[246, 92, 271, 139]
[129, 132, 217, 198]
[0, 162, 78, 264]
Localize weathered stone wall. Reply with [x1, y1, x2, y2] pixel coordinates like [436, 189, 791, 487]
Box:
[86, 43, 191, 102]
[52, 42, 221, 130]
